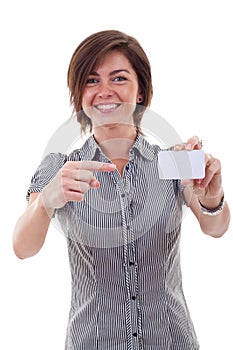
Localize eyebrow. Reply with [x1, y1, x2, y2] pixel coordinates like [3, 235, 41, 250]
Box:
[88, 69, 131, 76]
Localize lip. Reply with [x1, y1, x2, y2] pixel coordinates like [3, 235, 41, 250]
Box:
[94, 103, 122, 113]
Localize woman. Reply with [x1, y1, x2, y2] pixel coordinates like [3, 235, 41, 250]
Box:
[13, 30, 230, 349]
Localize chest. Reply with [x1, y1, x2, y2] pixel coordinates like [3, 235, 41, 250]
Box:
[111, 158, 128, 177]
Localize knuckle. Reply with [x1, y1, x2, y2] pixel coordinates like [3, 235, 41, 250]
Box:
[61, 188, 69, 203]
[77, 169, 93, 182]
[77, 194, 84, 202]
[63, 161, 73, 168]
[76, 182, 82, 192]
[208, 164, 217, 174]
[74, 192, 84, 202]
[76, 160, 87, 169]
[79, 182, 90, 194]
[88, 173, 95, 183]
[193, 135, 199, 141]
[61, 167, 69, 178]
[76, 169, 82, 178]
[61, 180, 69, 192]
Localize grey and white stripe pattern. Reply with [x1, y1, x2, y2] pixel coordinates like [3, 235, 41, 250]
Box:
[27, 134, 199, 349]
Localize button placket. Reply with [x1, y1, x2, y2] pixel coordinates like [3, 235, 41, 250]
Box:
[112, 159, 142, 349]
[124, 178, 142, 349]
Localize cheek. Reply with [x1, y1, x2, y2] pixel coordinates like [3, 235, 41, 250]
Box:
[122, 85, 139, 102]
[81, 92, 95, 119]
[81, 91, 92, 109]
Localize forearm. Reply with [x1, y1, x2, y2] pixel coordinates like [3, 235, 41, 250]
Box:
[13, 194, 54, 259]
[198, 200, 230, 237]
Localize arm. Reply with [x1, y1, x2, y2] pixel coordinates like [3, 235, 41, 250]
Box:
[13, 160, 116, 259]
[12, 193, 53, 259]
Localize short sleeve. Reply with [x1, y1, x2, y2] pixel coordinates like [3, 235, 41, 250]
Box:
[26, 153, 67, 201]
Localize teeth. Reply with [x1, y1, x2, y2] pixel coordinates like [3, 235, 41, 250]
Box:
[96, 104, 119, 110]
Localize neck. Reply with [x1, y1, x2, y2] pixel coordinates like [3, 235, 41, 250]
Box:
[93, 124, 137, 161]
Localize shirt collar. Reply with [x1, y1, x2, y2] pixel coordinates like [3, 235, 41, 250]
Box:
[131, 134, 158, 161]
[78, 133, 158, 162]
[79, 135, 101, 161]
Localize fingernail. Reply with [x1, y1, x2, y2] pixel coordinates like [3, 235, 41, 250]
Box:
[91, 179, 100, 188]
[186, 143, 192, 150]
[108, 164, 116, 170]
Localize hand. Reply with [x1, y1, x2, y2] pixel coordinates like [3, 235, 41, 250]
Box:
[177, 136, 222, 199]
[41, 161, 116, 210]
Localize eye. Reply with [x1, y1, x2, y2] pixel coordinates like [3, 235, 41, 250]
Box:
[86, 78, 99, 84]
[113, 76, 127, 82]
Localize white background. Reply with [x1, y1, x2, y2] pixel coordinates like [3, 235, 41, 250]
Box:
[0, 0, 232, 349]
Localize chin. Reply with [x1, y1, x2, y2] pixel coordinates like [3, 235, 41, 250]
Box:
[96, 122, 121, 129]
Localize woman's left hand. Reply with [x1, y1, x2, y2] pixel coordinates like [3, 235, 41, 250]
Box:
[176, 136, 222, 198]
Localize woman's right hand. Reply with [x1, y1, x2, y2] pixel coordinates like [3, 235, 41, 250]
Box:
[41, 161, 116, 210]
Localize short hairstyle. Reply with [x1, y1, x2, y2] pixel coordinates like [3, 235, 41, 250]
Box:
[67, 30, 153, 134]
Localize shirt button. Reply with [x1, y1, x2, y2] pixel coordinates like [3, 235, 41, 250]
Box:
[126, 225, 130, 230]
[133, 332, 137, 337]
[129, 261, 134, 266]
[121, 193, 125, 198]
[132, 296, 136, 300]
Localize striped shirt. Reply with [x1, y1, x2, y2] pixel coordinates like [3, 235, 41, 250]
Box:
[27, 134, 199, 350]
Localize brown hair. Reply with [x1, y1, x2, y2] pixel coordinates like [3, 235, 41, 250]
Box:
[67, 30, 153, 134]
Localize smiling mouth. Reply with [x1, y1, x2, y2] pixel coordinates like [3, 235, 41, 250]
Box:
[94, 103, 121, 112]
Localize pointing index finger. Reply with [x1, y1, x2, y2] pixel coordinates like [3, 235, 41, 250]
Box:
[76, 161, 116, 172]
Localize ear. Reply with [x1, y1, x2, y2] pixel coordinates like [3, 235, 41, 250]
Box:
[137, 94, 143, 103]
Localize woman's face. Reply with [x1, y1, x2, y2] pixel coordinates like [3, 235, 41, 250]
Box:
[81, 50, 143, 129]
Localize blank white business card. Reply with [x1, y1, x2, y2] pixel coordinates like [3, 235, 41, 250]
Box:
[158, 150, 205, 179]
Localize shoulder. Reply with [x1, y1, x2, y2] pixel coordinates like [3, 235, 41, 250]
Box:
[36, 147, 82, 173]
[29, 152, 68, 185]
[26, 152, 68, 200]
[38, 152, 68, 172]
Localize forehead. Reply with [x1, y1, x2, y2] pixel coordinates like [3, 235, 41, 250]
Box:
[94, 50, 135, 72]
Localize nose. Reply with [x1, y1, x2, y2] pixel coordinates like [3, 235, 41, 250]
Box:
[98, 82, 114, 98]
